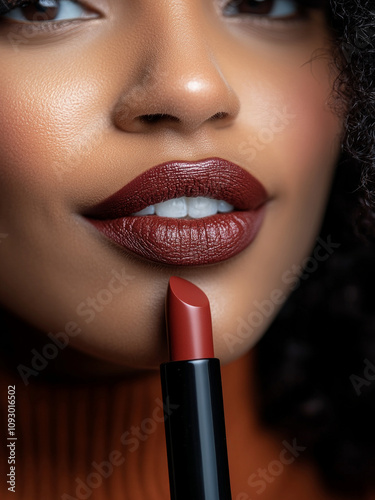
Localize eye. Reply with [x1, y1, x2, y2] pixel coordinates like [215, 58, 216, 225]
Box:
[223, 0, 301, 19]
[2, 0, 97, 23]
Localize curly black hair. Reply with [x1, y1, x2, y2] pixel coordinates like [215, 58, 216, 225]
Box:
[255, 0, 375, 496]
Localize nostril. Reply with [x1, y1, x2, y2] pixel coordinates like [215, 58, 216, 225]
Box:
[210, 112, 229, 120]
[139, 114, 180, 124]
[139, 112, 228, 124]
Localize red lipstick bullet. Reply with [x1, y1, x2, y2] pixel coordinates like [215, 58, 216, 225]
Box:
[160, 276, 232, 500]
[166, 275, 214, 361]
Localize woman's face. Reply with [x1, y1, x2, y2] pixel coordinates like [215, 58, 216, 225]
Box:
[0, 0, 342, 370]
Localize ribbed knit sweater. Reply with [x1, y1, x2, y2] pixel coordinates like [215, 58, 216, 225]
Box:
[1, 351, 373, 500]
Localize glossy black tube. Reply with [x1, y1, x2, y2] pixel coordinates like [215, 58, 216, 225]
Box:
[160, 358, 232, 500]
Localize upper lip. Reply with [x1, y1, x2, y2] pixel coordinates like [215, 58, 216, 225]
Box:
[85, 157, 268, 218]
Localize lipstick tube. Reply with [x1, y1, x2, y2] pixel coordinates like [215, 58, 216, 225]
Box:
[160, 276, 232, 500]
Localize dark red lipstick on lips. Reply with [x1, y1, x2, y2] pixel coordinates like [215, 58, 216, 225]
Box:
[160, 277, 232, 500]
[85, 158, 267, 266]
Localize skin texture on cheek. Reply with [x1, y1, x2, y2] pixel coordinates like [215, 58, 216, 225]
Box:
[0, 3, 343, 371]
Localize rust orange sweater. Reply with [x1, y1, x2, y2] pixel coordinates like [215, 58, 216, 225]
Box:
[1, 351, 373, 500]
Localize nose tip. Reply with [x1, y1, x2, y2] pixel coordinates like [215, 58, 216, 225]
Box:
[113, 70, 240, 134]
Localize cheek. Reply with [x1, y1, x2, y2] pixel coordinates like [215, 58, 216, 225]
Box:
[277, 76, 342, 233]
[0, 33, 119, 202]
[239, 63, 342, 202]
[287, 72, 342, 165]
[212, 70, 342, 364]
[0, 74, 102, 192]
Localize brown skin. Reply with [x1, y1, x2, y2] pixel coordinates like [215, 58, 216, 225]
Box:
[0, 0, 344, 497]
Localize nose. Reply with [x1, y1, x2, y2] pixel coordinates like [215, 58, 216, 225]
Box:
[112, 2, 240, 135]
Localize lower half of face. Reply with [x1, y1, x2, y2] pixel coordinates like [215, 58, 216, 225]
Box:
[0, 0, 342, 371]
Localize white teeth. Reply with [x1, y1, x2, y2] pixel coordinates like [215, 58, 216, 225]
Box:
[155, 198, 188, 218]
[187, 197, 218, 219]
[132, 205, 155, 216]
[217, 200, 234, 213]
[131, 196, 234, 218]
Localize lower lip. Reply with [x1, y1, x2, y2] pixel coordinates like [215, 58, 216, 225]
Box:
[88, 206, 265, 266]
